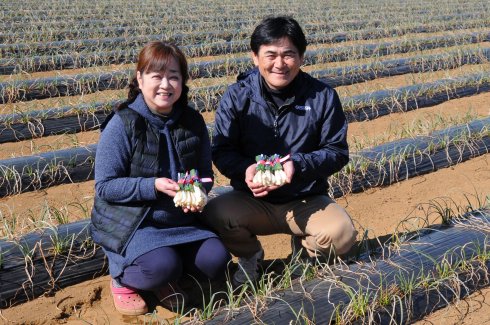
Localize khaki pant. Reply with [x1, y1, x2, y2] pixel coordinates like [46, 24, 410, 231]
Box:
[201, 191, 357, 258]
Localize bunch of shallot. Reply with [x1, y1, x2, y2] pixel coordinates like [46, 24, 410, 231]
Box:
[173, 169, 209, 209]
[252, 154, 289, 186]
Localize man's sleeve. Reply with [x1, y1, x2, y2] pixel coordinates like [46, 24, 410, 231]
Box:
[196, 115, 214, 193]
[212, 88, 255, 181]
[290, 89, 349, 180]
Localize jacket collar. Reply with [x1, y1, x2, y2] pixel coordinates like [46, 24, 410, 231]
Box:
[260, 74, 298, 110]
[127, 93, 183, 129]
[237, 68, 310, 108]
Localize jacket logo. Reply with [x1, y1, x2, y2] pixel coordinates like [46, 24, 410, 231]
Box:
[295, 105, 311, 111]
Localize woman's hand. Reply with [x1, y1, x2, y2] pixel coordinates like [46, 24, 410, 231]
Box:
[180, 186, 207, 213]
[245, 163, 268, 197]
[155, 177, 180, 197]
[182, 205, 202, 213]
[156, 177, 206, 213]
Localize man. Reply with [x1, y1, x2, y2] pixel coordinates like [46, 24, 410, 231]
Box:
[202, 16, 357, 285]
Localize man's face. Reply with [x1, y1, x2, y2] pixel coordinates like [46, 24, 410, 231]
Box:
[252, 37, 304, 90]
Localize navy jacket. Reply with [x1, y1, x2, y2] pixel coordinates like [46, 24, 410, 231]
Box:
[212, 68, 349, 204]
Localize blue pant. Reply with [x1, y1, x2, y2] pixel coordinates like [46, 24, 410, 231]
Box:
[117, 237, 230, 291]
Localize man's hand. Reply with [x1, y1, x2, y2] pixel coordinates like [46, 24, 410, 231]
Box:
[245, 164, 266, 197]
[282, 160, 295, 183]
[245, 162, 293, 197]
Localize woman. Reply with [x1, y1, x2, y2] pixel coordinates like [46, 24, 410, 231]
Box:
[90, 41, 229, 315]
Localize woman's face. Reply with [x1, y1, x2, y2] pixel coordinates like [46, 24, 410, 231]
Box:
[137, 56, 183, 115]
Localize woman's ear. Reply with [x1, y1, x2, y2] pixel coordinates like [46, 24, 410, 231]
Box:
[136, 71, 143, 89]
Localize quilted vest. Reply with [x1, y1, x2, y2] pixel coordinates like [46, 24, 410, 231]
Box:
[90, 105, 202, 254]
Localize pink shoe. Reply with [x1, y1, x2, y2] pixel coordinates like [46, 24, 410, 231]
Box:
[154, 282, 188, 310]
[110, 281, 148, 316]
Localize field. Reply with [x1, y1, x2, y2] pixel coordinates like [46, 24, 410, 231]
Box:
[0, 0, 489, 324]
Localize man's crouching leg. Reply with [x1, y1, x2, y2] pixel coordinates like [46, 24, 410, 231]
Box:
[287, 195, 357, 259]
[200, 191, 270, 258]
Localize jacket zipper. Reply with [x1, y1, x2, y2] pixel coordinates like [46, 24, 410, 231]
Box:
[273, 115, 279, 138]
[274, 104, 291, 138]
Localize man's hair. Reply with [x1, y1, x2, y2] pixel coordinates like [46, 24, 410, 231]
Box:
[250, 16, 307, 56]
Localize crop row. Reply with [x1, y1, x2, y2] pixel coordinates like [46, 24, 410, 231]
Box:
[1, 8, 488, 40]
[1, 4, 487, 29]
[0, 144, 96, 197]
[3, 1, 485, 18]
[0, 21, 488, 59]
[1, 71, 488, 144]
[341, 73, 490, 121]
[0, 16, 487, 45]
[309, 47, 490, 88]
[2, 3, 486, 24]
[0, 20, 488, 44]
[0, 218, 105, 307]
[2, 25, 488, 73]
[0, 18, 254, 39]
[208, 219, 490, 324]
[2, 0, 485, 13]
[0, 117, 488, 306]
[329, 117, 490, 197]
[0, 76, 488, 196]
[1, 35, 488, 104]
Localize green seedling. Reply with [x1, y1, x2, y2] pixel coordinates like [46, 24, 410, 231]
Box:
[396, 270, 419, 296]
[340, 284, 373, 321]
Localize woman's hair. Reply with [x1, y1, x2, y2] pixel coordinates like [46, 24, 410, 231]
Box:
[118, 41, 189, 110]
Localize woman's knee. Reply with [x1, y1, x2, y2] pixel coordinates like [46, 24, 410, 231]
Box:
[121, 247, 182, 290]
[194, 238, 231, 279]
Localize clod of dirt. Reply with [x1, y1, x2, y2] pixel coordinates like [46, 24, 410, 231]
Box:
[86, 285, 103, 306]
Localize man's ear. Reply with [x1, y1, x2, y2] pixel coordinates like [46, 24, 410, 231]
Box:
[252, 51, 259, 67]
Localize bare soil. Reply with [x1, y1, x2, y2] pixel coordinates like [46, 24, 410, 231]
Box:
[0, 154, 488, 324]
[0, 95, 489, 324]
[0, 35, 489, 324]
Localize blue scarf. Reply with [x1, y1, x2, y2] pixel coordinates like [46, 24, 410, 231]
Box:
[128, 94, 183, 180]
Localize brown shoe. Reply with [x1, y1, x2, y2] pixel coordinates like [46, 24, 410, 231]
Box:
[154, 282, 188, 310]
